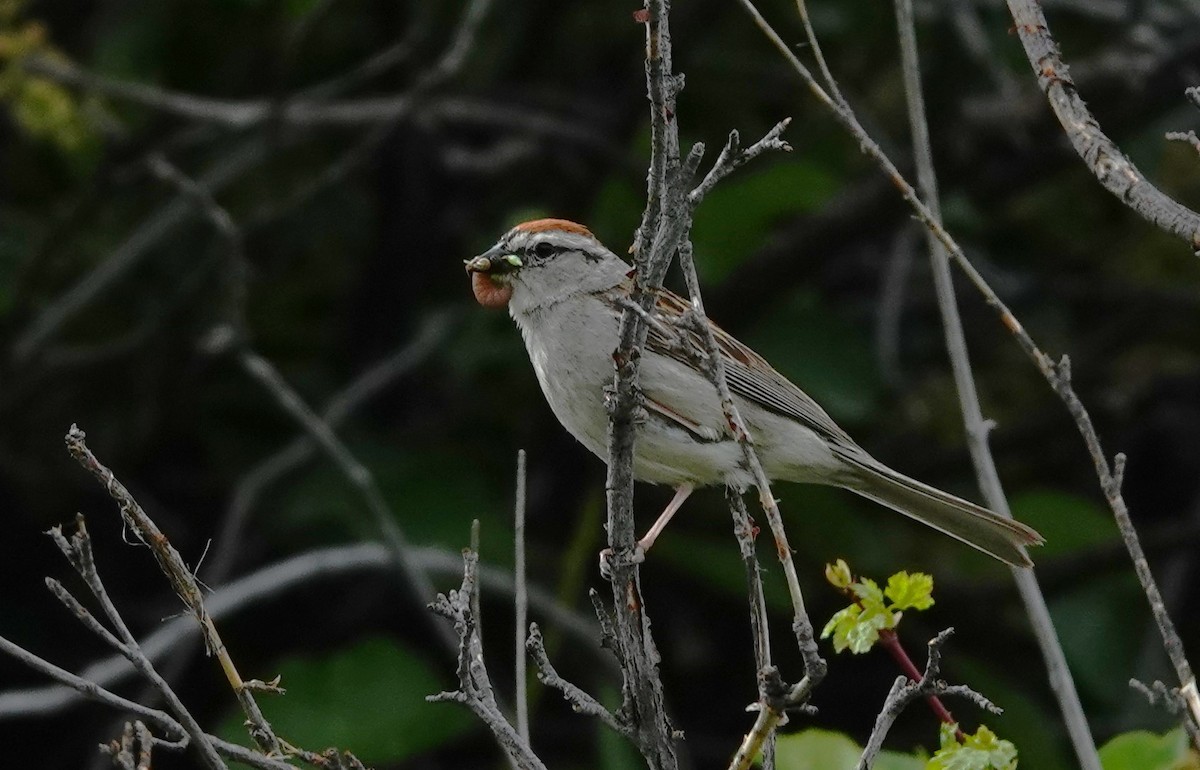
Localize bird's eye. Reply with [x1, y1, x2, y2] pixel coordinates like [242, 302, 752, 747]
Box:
[533, 241, 556, 259]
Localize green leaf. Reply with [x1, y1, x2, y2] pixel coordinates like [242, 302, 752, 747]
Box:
[927, 723, 1018, 770]
[1099, 728, 1196, 770]
[774, 729, 864, 770]
[821, 601, 893, 654]
[218, 638, 474, 765]
[851, 577, 885, 607]
[821, 604, 861, 652]
[774, 728, 924, 770]
[885, 571, 935, 612]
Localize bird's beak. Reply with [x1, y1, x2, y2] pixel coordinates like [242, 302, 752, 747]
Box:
[464, 248, 522, 275]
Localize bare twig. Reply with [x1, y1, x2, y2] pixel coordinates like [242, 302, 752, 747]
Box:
[0, 633, 294, 769]
[0, 542, 610, 720]
[892, 1, 1101, 765]
[527, 624, 631, 738]
[1166, 130, 1200, 156]
[857, 629, 1001, 770]
[689, 120, 791, 205]
[728, 668, 796, 770]
[726, 492, 776, 770]
[65, 429, 282, 758]
[514, 449, 530, 744]
[427, 522, 546, 770]
[1004, 0, 1200, 252]
[0, 631, 185, 744]
[0, 629, 294, 770]
[673, 122, 825, 763]
[1130, 679, 1200, 747]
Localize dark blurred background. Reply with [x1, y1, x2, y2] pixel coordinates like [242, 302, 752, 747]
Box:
[2, 0, 1200, 767]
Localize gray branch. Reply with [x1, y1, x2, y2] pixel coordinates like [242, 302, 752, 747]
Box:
[427, 523, 547, 770]
[0, 542, 610, 720]
[892, 0, 1101, 765]
[1004, 0, 1200, 252]
[857, 629, 1000, 770]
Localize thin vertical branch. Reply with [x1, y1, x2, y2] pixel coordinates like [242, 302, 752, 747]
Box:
[514, 449, 530, 745]
[891, 2, 1102, 766]
[429, 521, 547, 770]
[726, 491, 776, 770]
[791, 0, 845, 107]
[600, 2, 690, 766]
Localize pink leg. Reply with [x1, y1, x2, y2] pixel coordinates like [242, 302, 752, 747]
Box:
[637, 483, 694, 553]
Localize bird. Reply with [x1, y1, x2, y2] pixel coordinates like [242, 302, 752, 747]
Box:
[465, 218, 1043, 567]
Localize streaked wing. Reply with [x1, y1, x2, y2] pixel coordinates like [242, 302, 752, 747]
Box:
[642, 287, 860, 451]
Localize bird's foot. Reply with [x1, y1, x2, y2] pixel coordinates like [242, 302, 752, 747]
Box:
[598, 544, 646, 580]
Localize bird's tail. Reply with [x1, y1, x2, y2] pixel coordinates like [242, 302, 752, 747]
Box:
[840, 457, 1043, 567]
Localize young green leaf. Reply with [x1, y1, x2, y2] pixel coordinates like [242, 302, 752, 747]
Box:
[928, 723, 1018, 770]
[885, 571, 935, 611]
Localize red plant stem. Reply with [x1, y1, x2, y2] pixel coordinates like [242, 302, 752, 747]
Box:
[877, 628, 965, 742]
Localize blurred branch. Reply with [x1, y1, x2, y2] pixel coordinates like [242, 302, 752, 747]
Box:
[1004, 0, 1200, 251]
[144, 152, 458, 655]
[0, 542, 611, 720]
[0, 631, 294, 770]
[11, 138, 267, 363]
[428, 522, 546, 769]
[206, 311, 456, 582]
[11, 0, 496, 366]
[19, 0, 493, 128]
[237, 349, 459, 655]
[892, 0, 1101, 765]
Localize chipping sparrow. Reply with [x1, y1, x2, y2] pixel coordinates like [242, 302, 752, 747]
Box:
[466, 218, 1043, 567]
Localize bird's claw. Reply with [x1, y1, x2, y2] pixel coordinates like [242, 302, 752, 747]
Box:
[598, 544, 646, 580]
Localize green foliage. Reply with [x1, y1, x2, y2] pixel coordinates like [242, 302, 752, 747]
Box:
[773, 728, 924, 770]
[690, 160, 839, 282]
[218, 637, 474, 766]
[0, 2, 101, 155]
[928, 724, 1017, 770]
[740, 291, 883, 423]
[1098, 729, 1200, 770]
[1008, 490, 1116, 556]
[773, 725, 1021, 770]
[820, 560, 934, 654]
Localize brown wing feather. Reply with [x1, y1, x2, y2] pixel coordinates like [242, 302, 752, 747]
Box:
[643, 287, 860, 451]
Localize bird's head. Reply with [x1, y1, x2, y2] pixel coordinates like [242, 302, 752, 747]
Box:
[465, 219, 627, 311]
